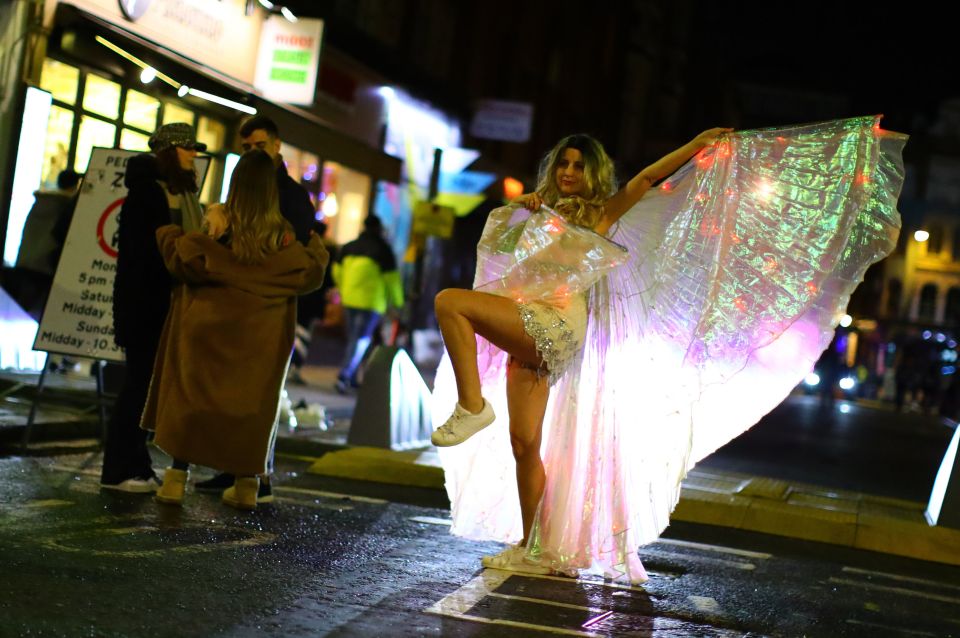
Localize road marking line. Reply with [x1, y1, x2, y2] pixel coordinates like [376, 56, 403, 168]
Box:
[494, 569, 659, 591]
[408, 516, 452, 526]
[425, 571, 602, 637]
[49, 464, 100, 477]
[657, 538, 772, 559]
[845, 619, 939, 636]
[829, 578, 960, 606]
[842, 566, 960, 592]
[37, 524, 276, 558]
[274, 496, 353, 511]
[25, 499, 74, 508]
[486, 592, 607, 613]
[273, 486, 386, 504]
[427, 571, 510, 615]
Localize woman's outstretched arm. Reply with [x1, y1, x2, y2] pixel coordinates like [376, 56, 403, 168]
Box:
[596, 127, 732, 235]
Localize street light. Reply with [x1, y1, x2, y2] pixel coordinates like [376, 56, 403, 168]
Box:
[915, 230, 930, 242]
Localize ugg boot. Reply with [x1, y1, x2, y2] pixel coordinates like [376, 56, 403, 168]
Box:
[155, 468, 188, 505]
[222, 477, 259, 510]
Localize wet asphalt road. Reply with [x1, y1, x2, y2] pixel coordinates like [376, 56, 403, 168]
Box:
[1, 451, 959, 637]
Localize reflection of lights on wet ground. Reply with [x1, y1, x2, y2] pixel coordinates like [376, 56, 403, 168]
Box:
[839, 403, 851, 414]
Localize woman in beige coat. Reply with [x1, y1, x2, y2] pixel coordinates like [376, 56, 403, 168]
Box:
[145, 150, 329, 509]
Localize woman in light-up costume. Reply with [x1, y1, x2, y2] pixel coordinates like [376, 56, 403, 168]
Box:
[432, 117, 907, 583]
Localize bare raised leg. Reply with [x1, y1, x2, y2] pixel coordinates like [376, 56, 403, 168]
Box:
[434, 289, 542, 412]
[506, 359, 550, 544]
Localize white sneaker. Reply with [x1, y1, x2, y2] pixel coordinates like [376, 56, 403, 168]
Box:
[481, 545, 551, 575]
[431, 399, 495, 447]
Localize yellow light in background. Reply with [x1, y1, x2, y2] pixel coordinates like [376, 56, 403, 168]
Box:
[845, 331, 858, 368]
[503, 177, 524, 200]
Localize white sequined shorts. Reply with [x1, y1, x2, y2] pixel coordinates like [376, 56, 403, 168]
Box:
[516, 296, 588, 383]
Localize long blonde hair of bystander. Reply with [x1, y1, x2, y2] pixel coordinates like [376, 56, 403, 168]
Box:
[224, 149, 291, 264]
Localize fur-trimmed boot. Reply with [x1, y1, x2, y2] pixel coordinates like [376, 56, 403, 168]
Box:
[222, 477, 259, 511]
[155, 468, 188, 505]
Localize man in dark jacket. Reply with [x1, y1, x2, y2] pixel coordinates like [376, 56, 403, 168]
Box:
[238, 115, 314, 244]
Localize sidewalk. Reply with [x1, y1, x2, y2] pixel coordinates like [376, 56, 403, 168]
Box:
[3, 364, 958, 568]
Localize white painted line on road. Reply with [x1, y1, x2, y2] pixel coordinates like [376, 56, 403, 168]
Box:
[657, 538, 772, 560]
[425, 571, 603, 637]
[25, 499, 74, 508]
[842, 566, 960, 592]
[273, 486, 386, 505]
[845, 619, 939, 636]
[828, 578, 960, 606]
[504, 569, 662, 591]
[408, 516, 452, 526]
[49, 464, 100, 477]
[486, 591, 607, 613]
[274, 496, 354, 511]
[427, 570, 510, 615]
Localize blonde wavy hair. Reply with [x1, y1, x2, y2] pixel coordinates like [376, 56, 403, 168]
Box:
[535, 134, 617, 228]
[224, 150, 292, 264]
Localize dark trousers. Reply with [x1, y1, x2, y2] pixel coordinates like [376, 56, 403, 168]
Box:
[338, 308, 381, 383]
[100, 337, 158, 484]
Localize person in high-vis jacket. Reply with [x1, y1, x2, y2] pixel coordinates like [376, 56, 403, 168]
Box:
[333, 215, 404, 393]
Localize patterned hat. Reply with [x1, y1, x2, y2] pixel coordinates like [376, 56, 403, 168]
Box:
[148, 122, 208, 153]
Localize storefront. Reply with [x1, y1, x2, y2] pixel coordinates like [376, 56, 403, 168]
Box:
[0, 0, 401, 369]
[3, 0, 401, 262]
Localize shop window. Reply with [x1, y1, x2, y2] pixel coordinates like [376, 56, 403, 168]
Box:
[39, 59, 79, 105]
[918, 283, 938, 322]
[322, 161, 371, 245]
[162, 102, 194, 126]
[41, 105, 74, 188]
[119, 128, 150, 152]
[123, 89, 160, 132]
[82, 74, 121, 120]
[197, 116, 226, 153]
[74, 116, 116, 172]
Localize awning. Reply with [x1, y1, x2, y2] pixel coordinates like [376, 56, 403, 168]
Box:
[52, 3, 402, 183]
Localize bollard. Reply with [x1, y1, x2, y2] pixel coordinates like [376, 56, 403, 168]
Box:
[347, 345, 432, 450]
[926, 425, 960, 528]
